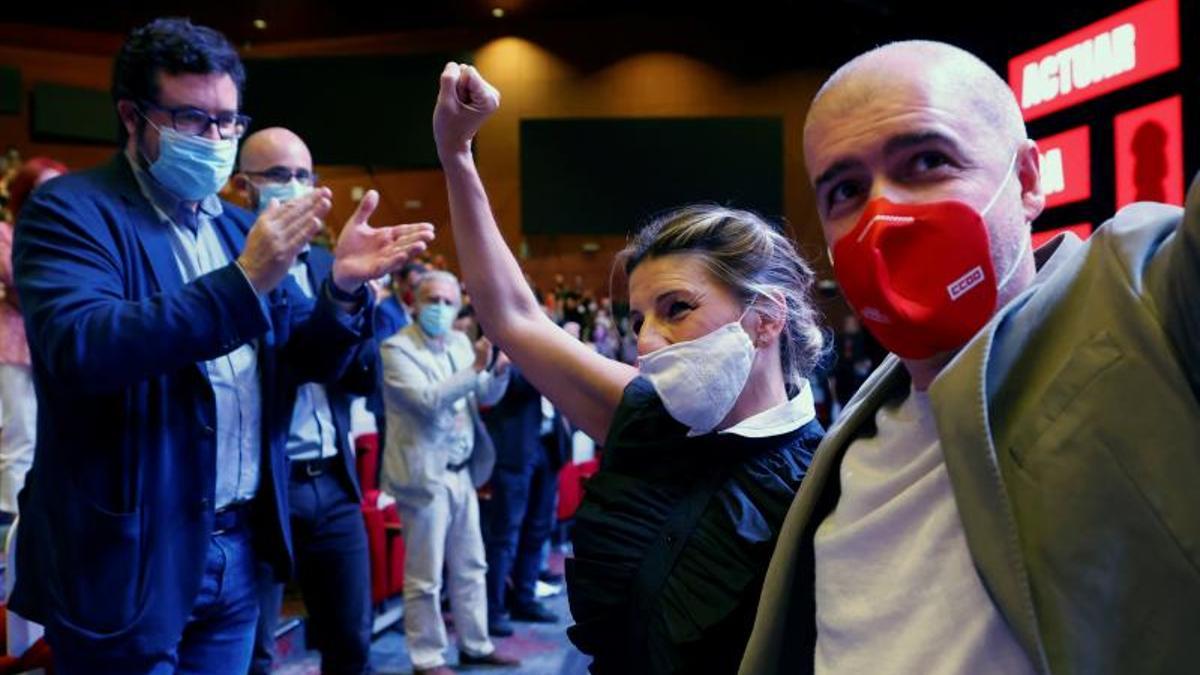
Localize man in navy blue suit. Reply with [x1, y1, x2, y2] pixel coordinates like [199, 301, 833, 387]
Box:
[10, 18, 432, 674]
[481, 365, 567, 637]
[235, 127, 383, 675]
[367, 261, 426, 448]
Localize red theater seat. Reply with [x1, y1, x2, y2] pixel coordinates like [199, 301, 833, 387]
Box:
[355, 433, 406, 605]
[557, 458, 600, 522]
[0, 603, 53, 674]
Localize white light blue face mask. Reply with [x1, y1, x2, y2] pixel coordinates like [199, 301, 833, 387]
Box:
[145, 125, 238, 202]
[419, 302, 457, 338]
[255, 179, 312, 211]
[637, 303, 757, 435]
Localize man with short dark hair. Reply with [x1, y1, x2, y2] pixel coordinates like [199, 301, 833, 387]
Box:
[11, 18, 431, 673]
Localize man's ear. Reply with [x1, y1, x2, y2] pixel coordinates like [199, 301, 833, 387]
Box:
[1017, 138, 1046, 225]
[116, 100, 140, 140]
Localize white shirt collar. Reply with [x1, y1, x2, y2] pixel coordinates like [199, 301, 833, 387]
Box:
[719, 379, 816, 438]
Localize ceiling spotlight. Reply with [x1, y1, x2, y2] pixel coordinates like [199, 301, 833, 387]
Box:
[492, 7, 505, 18]
[253, 19, 267, 30]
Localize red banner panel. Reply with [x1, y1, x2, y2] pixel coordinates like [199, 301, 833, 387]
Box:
[1008, 0, 1179, 121]
[1036, 126, 1091, 208]
[1114, 95, 1183, 208]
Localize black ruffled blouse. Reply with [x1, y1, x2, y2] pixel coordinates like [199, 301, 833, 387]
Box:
[567, 377, 822, 674]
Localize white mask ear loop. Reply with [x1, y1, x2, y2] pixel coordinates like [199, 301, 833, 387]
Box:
[981, 147, 1029, 291]
[980, 148, 1021, 218]
[739, 293, 784, 348]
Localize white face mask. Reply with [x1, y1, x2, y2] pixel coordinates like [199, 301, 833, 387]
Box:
[637, 306, 756, 435]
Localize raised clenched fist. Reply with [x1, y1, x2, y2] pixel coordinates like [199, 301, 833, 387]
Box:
[433, 62, 501, 160]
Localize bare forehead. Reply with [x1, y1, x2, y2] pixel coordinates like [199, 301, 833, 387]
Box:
[803, 49, 1020, 174]
[628, 253, 715, 309]
[806, 67, 977, 161]
[240, 128, 313, 171]
[419, 277, 460, 299]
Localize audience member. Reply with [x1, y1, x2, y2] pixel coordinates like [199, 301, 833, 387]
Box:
[9, 19, 430, 672]
[433, 63, 825, 673]
[742, 40, 1200, 674]
[380, 270, 518, 675]
[236, 127, 386, 675]
[482, 365, 563, 638]
[0, 157, 65, 524]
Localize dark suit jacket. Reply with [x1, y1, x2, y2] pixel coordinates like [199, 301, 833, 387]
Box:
[483, 366, 568, 472]
[286, 244, 376, 502]
[10, 155, 368, 659]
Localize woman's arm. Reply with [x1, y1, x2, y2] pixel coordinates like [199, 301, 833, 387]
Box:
[433, 63, 636, 441]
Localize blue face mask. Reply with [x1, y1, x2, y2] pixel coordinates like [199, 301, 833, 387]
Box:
[255, 179, 312, 212]
[419, 303, 457, 337]
[148, 126, 238, 201]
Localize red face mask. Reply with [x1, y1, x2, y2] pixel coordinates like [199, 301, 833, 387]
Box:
[831, 151, 1024, 359]
[832, 197, 1001, 359]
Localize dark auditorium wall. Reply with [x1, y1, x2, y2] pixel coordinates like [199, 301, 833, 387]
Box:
[0, 27, 122, 172]
[470, 38, 827, 297]
[0, 22, 834, 304]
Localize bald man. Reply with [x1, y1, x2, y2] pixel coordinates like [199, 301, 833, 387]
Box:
[742, 41, 1200, 674]
[235, 128, 386, 675]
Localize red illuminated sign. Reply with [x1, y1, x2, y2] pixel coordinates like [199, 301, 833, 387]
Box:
[1008, 0, 1179, 122]
[1032, 223, 1092, 249]
[1035, 126, 1091, 208]
[1114, 95, 1183, 208]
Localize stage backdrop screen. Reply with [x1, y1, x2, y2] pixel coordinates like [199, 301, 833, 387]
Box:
[243, 53, 467, 168]
[31, 83, 117, 143]
[520, 117, 784, 235]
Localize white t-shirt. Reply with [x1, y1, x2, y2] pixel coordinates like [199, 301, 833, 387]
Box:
[813, 388, 1035, 675]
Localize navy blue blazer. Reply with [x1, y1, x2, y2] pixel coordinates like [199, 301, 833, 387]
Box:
[9, 155, 369, 658]
[483, 366, 568, 472]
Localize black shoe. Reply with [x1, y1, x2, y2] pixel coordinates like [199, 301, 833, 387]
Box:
[488, 615, 514, 637]
[510, 601, 558, 623]
[459, 650, 521, 667]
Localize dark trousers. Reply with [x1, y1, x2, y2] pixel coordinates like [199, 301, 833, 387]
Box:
[249, 468, 371, 675]
[484, 448, 557, 618]
[49, 518, 260, 675]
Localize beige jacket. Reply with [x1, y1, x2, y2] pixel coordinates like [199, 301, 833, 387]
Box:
[380, 323, 509, 508]
[742, 180, 1200, 674]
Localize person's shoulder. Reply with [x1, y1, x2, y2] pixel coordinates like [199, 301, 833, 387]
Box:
[34, 159, 122, 204]
[217, 198, 256, 232]
[604, 377, 684, 450]
[379, 295, 407, 319]
[1028, 202, 1180, 298]
[1097, 200, 1182, 261]
[383, 323, 420, 351]
[447, 329, 475, 360]
[17, 160, 131, 236]
[793, 417, 825, 445]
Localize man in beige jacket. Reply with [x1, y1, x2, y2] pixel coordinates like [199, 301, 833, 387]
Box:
[380, 270, 517, 675]
[743, 40, 1199, 675]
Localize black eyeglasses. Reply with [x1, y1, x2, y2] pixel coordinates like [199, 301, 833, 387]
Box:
[242, 167, 318, 185]
[139, 100, 251, 140]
